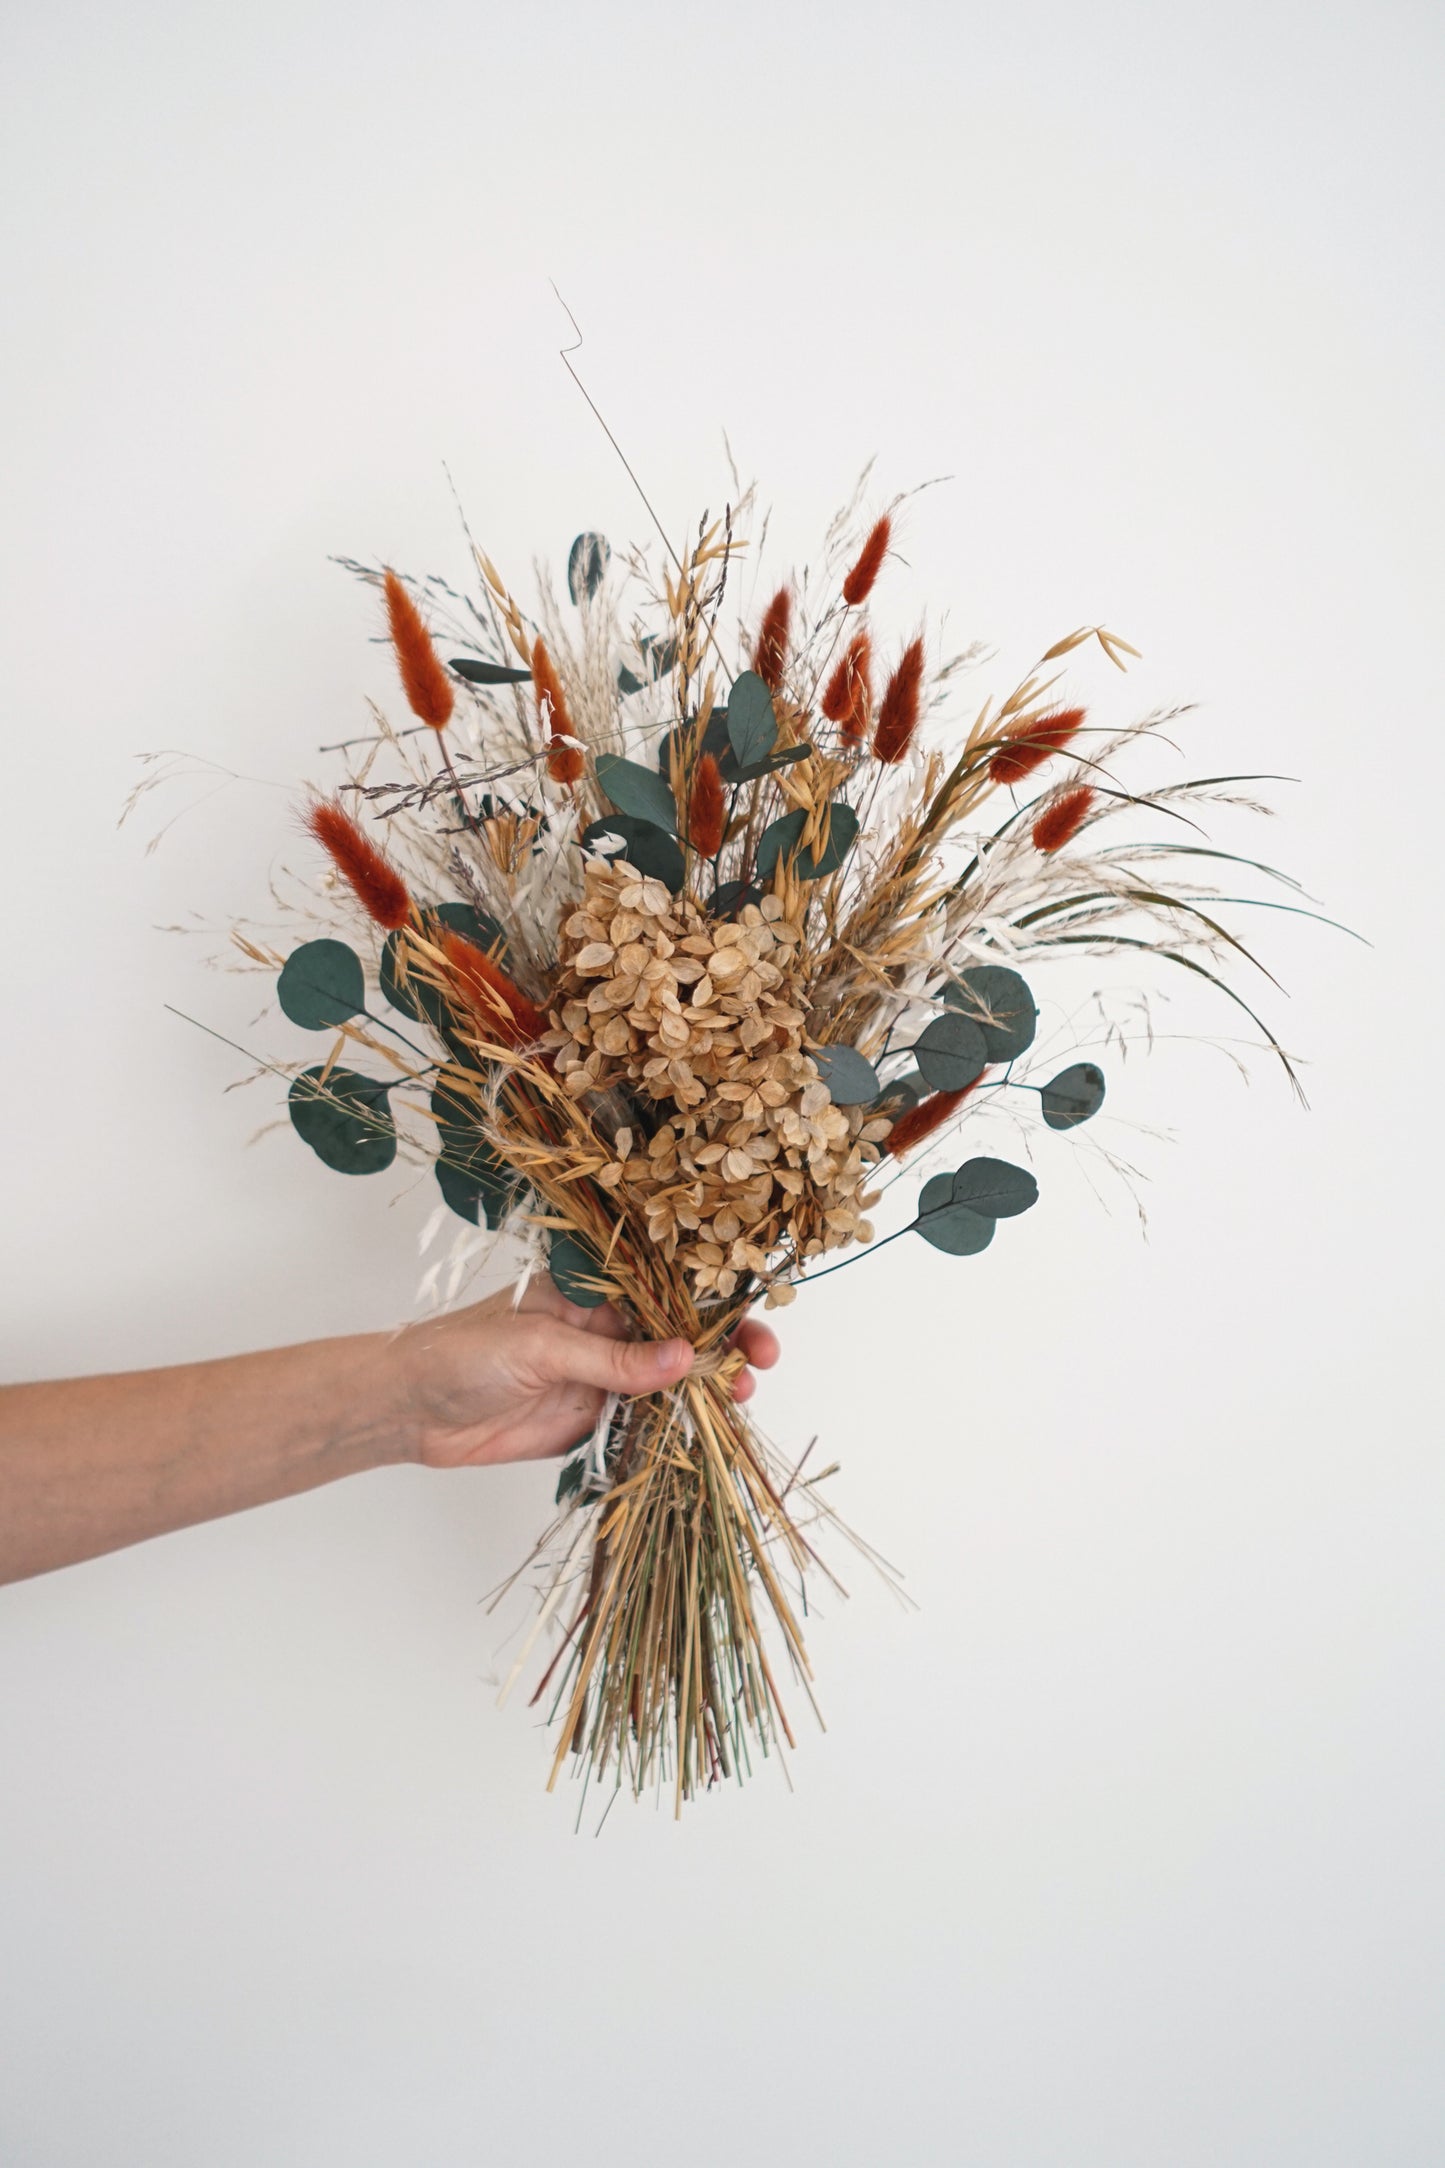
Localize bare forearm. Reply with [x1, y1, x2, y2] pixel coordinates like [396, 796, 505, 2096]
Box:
[0, 1332, 412, 1586]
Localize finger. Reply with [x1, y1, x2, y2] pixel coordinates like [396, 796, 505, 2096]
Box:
[732, 1319, 781, 1370]
[732, 1367, 756, 1405]
[518, 1320, 694, 1398]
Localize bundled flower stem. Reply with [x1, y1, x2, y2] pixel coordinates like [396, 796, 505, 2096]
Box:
[257, 484, 1315, 1812]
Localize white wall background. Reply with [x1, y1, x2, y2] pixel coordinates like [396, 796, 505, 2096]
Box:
[2, 1, 1442, 2161]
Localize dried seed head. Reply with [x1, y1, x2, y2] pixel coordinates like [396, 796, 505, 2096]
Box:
[841, 514, 891, 607]
[382, 569, 455, 732]
[305, 797, 411, 929]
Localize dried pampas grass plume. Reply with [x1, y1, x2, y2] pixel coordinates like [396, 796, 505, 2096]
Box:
[842, 515, 891, 607]
[886, 1081, 978, 1157]
[822, 632, 872, 743]
[688, 752, 727, 858]
[305, 798, 411, 929]
[1032, 785, 1096, 854]
[873, 637, 925, 764]
[990, 707, 1085, 787]
[753, 586, 792, 691]
[383, 569, 455, 732]
[532, 637, 584, 785]
[439, 930, 549, 1047]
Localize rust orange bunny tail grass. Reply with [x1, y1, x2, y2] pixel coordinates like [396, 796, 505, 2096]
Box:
[305, 798, 411, 929]
[532, 637, 584, 785]
[990, 707, 1086, 787]
[822, 632, 872, 742]
[438, 930, 549, 1047]
[842, 515, 891, 607]
[872, 636, 925, 764]
[382, 569, 455, 732]
[885, 1077, 984, 1158]
[752, 586, 792, 691]
[688, 752, 727, 859]
[1032, 784, 1096, 854]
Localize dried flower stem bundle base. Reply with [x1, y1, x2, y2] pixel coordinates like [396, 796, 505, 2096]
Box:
[251, 476, 1317, 1811]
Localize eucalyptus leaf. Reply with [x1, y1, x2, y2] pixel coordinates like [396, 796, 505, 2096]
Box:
[287, 1067, 396, 1176]
[618, 635, 678, 695]
[754, 801, 860, 882]
[430, 1078, 518, 1228]
[914, 1194, 995, 1256]
[710, 879, 761, 918]
[811, 1044, 881, 1106]
[449, 656, 532, 686]
[581, 815, 685, 893]
[1041, 1061, 1106, 1130]
[951, 1156, 1038, 1218]
[730, 742, 811, 783]
[277, 939, 366, 1032]
[594, 753, 679, 836]
[726, 670, 777, 768]
[656, 705, 734, 782]
[567, 532, 611, 604]
[549, 1231, 611, 1308]
[913, 1010, 989, 1093]
[877, 1069, 924, 1114]
[943, 964, 1038, 1062]
[555, 1454, 587, 1504]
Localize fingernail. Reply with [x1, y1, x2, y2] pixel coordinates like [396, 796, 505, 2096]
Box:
[656, 1339, 691, 1374]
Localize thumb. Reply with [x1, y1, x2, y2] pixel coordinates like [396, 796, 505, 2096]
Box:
[523, 1321, 694, 1398]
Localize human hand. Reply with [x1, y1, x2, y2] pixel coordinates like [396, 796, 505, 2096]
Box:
[389, 1277, 781, 1471]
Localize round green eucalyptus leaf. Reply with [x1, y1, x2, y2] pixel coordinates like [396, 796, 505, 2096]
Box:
[581, 815, 685, 893]
[755, 802, 860, 883]
[277, 939, 366, 1032]
[952, 1156, 1038, 1218]
[287, 1067, 396, 1176]
[548, 1232, 611, 1308]
[435, 1153, 516, 1228]
[803, 802, 860, 877]
[620, 635, 678, 696]
[555, 1454, 587, 1505]
[430, 1077, 518, 1227]
[449, 656, 532, 686]
[656, 704, 734, 782]
[730, 741, 811, 783]
[913, 1011, 989, 1093]
[710, 879, 761, 918]
[753, 809, 805, 879]
[811, 1044, 881, 1106]
[918, 1170, 955, 1219]
[726, 670, 778, 768]
[1041, 1061, 1106, 1130]
[877, 1069, 924, 1114]
[567, 532, 611, 604]
[594, 753, 679, 836]
[943, 965, 1038, 1062]
[915, 1196, 996, 1256]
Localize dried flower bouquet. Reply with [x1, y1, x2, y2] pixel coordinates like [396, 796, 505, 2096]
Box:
[258, 484, 1304, 1810]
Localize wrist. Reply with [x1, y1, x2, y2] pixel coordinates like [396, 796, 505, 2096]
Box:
[316, 1329, 425, 1472]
